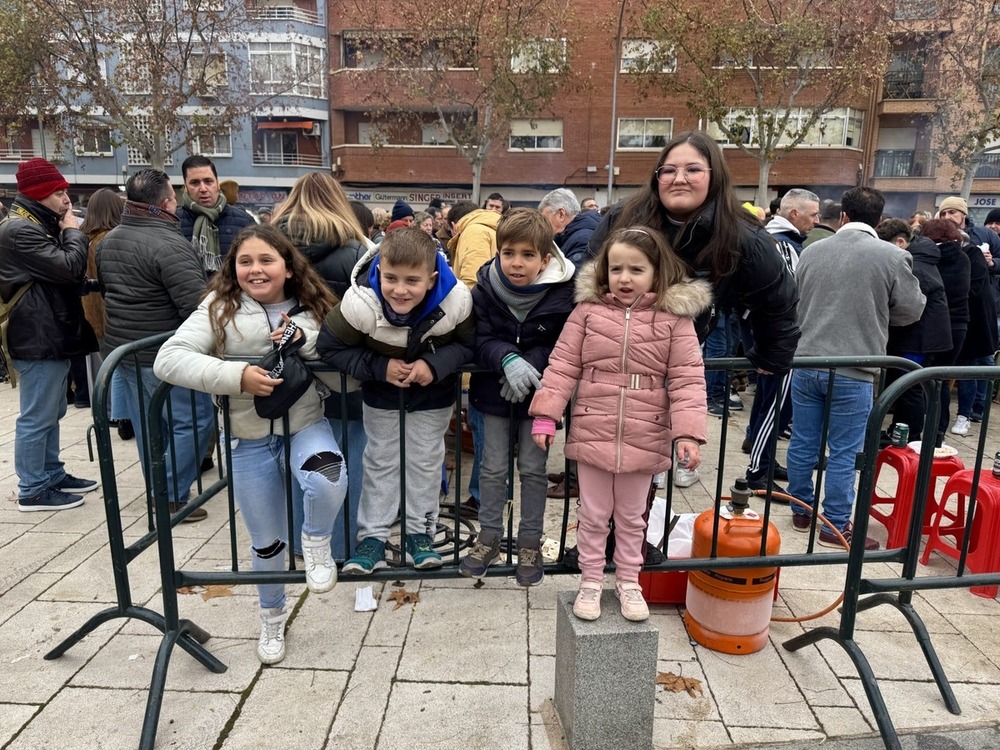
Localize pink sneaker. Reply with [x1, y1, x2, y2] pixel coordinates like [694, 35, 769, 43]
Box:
[615, 579, 649, 621]
[573, 581, 603, 620]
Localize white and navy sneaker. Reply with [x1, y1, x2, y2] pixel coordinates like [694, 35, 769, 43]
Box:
[18, 488, 85, 512]
[54, 474, 100, 493]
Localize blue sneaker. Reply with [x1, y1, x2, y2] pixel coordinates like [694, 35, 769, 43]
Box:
[19, 488, 85, 512]
[341, 537, 387, 575]
[54, 474, 99, 493]
[707, 402, 725, 417]
[406, 533, 443, 569]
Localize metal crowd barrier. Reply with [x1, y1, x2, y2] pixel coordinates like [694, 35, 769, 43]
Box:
[41, 337, 1000, 750]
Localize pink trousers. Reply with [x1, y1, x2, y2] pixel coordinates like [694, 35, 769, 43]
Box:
[576, 462, 653, 583]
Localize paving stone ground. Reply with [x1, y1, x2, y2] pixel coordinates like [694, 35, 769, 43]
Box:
[1, 382, 998, 749]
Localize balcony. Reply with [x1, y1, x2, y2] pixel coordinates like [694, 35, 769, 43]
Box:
[252, 152, 324, 167]
[0, 148, 42, 162]
[873, 149, 935, 178]
[248, 5, 320, 23]
[883, 72, 929, 100]
[975, 153, 1000, 179]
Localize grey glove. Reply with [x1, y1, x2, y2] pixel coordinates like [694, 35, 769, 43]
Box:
[501, 356, 542, 402]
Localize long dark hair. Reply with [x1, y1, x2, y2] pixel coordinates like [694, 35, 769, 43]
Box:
[615, 130, 747, 281]
[206, 224, 338, 354]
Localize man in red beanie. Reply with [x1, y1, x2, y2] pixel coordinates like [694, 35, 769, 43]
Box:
[0, 158, 99, 511]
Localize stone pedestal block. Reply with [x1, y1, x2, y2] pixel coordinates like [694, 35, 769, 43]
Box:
[554, 590, 658, 750]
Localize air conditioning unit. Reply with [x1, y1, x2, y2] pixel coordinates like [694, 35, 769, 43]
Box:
[307, 123, 321, 137]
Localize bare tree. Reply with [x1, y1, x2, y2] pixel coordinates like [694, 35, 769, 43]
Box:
[0, 0, 53, 151]
[338, 0, 580, 203]
[631, 0, 893, 205]
[28, 0, 272, 171]
[916, 2, 1000, 200]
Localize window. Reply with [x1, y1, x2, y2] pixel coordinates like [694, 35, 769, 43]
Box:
[76, 127, 113, 156]
[509, 119, 562, 151]
[192, 129, 232, 157]
[892, 0, 938, 20]
[127, 114, 173, 166]
[706, 107, 863, 148]
[511, 38, 567, 74]
[189, 52, 228, 95]
[260, 131, 299, 165]
[422, 121, 449, 146]
[250, 41, 325, 98]
[617, 118, 672, 150]
[620, 40, 675, 73]
[356, 121, 387, 146]
[118, 44, 152, 95]
[342, 31, 476, 70]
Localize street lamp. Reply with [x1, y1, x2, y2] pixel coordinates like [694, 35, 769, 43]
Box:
[607, 0, 627, 205]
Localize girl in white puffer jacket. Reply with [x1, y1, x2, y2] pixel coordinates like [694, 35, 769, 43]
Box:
[155, 224, 346, 665]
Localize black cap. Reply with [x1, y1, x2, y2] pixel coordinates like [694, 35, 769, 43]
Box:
[985, 208, 1000, 225]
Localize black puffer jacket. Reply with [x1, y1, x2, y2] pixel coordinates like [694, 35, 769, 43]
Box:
[590, 202, 800, 373]
[96, 212, 207, 364]
[556, 210, 602, 267]
[0, 196, 96, 360]
[469, 256, 576, 419]
[960, 240, 998, 359]
[177, 204, 254, 259]
[936, 240, 971, 335]
[275, 218, 366, 300]
[887, 236, 952, 356]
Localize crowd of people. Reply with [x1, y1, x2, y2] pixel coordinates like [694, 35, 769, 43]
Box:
[2, 130, 998, 663]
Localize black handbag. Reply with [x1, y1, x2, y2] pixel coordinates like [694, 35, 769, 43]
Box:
[253, 320, 315, 420]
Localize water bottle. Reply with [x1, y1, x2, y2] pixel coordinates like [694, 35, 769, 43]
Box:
[992, 451, 1000, 480]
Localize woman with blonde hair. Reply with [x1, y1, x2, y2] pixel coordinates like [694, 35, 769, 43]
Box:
[273, 171, 371, 562]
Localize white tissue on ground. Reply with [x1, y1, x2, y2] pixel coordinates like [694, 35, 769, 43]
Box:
[354, 585, 379, 612]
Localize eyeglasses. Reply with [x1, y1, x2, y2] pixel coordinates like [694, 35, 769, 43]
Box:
[655, 165, 711, 184]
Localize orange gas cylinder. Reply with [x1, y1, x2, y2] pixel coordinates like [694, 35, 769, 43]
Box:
[684, 478, 781, 655]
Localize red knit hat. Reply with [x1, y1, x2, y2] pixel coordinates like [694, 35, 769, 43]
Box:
[16, 158, 70, 201]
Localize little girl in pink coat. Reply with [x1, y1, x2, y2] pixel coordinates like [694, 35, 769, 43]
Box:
[530, 226, 710, 621]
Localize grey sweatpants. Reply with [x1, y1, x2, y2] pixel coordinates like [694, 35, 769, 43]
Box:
[357, 403, 451, 541]
[479, 413, 548, 548]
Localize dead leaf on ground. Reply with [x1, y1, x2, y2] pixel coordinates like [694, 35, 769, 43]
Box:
[201, 585, 235, 601]
[387, 588, 420, 611]
[177, 586, 199, 595]
[656, 671, 703, 698]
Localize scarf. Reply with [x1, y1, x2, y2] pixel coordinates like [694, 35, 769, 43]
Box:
[488, 256, 547, 321]
[179, 190, 227, 272]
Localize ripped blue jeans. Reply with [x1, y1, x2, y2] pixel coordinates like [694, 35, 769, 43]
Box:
[227, 419, 348, 610]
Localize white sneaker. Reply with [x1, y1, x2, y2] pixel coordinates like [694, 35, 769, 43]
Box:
[301, 533, 337, 593]
[573, 581, 603, 620]
[950, 415, 971, 436]
[673, 466, 700, 488]
[615, 579, 650, 621]
[258, 607, 288, 665]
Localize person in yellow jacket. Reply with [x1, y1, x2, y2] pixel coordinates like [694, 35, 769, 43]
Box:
[447, 202, 500, 290]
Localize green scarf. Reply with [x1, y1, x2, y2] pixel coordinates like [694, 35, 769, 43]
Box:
[179, 190, 227, 272]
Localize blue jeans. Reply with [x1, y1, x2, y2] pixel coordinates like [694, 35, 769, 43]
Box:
[704, 313, 738, 405]
[120, 362, 216, 504]
[786, 369, 873, 531]
[292, 416, 366, 559]
[228, 419, 347, 610]
[467, 403, 484, 502]
[13, 358, 70, 498]
[956, 355, 994, 418]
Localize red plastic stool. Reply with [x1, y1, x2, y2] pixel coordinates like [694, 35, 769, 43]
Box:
[919, 469, 1000, 598]
[869, 445, 965, 549]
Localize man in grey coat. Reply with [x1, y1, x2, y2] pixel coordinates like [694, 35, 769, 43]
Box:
[97, 169, 213, 522]
[786, 187, 925, 550]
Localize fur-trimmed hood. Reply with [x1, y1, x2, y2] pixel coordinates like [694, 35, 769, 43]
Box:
[573, 261, 713, 319]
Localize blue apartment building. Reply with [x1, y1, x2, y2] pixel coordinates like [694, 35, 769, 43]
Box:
[0, 0, 328, 212]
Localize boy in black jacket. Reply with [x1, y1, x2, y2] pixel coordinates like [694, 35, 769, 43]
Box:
[462, 208, 576, 585]
[319, 229, 474, 572]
